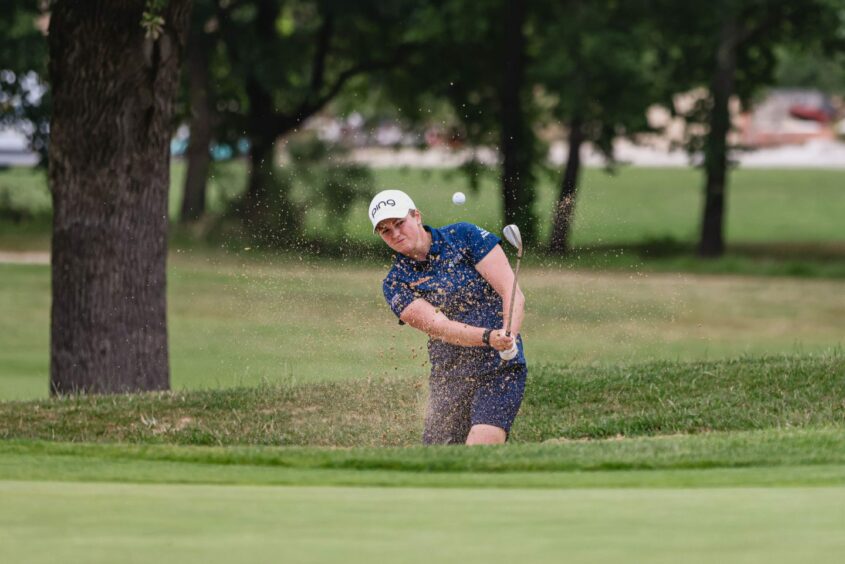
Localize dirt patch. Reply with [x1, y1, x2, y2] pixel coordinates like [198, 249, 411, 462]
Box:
[0, 251, 50, 265]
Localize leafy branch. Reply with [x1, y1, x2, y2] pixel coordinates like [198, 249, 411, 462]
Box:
[141, 0, 168, 40]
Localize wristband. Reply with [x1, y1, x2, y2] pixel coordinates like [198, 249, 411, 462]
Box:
[482, 328, 492, 346]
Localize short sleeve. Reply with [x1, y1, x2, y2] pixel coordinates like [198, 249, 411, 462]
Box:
[382, 274, 416, 321]
[453, 222, 500, 265]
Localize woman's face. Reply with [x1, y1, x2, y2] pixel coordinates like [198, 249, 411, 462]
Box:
[376, 211, 427, 257]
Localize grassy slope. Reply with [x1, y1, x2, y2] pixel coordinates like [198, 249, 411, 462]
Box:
[2, 354, 842, 446]
[2, 350, 843, 562]
[2, 256, 844, 400]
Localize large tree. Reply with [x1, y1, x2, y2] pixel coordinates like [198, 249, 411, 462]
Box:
[49, 0, 192, 394]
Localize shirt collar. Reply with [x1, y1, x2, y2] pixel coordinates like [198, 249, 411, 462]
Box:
[427, 225, 443, 258]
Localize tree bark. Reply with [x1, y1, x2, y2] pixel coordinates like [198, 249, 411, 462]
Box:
[549, 117, 584, 255]
[180, 23, 213, 223]
[699, 14, 738, 258]
[48, 0, 191, 395]
[500, 0, 535, 243]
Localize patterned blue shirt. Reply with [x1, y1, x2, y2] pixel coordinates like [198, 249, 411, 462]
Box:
[382, 222, 526, 377]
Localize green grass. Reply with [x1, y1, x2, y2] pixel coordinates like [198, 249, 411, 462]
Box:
[2, 427, 845, 481]
[3, 358, 844, 563]
[3, 163, 844, 564]
[3, 480, 844, 564]
[3, 253, 844, 400]
[3, 428, 845, 563]
[4, 163, 845, 276]
[2, 354, 842, 446]
[3, 162, 844, 250]
[365, 167, 845, 247]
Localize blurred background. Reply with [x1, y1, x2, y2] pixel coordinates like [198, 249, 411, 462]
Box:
[1, 0, 844, 399]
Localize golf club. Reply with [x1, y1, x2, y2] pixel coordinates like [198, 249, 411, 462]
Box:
[499, 224, 523, 360]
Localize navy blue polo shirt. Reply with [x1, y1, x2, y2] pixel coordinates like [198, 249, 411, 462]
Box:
[382, 222, 526, 378]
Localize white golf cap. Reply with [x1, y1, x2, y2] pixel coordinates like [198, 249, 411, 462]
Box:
[368, 189, 416, 233]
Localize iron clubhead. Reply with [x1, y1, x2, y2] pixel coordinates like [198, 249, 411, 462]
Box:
[502, 224, 523, 258]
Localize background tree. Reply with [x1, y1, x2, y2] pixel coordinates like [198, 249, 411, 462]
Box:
[499, 0, 537, 242]
[375, 0, 540, 242]
[774, 47, 845, 95]
[534, 1, 663, 255]
[210, 0, 421, 245]
[655, 0, 845, 257]
[49, 0, 192, 394]
[178, 0, 217, 223]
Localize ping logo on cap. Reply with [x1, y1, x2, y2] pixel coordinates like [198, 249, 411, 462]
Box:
[371, 199, 397, 218]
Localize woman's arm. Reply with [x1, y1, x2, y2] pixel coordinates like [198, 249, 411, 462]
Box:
[474, 245, 524, 336]
[399, 298, 514, 351]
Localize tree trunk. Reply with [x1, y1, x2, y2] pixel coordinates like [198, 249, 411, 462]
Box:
[242, 72, 276, 221]
[241, 124, 301, 244]
[235, 0, 300, 243]
[699, 14, 738, 258]
[549, 117, 584, 255]
[499, 0, 535, 243]
[180, 23, 213, 223]
[48, 0, 191, 395]
[243, 131, 273, 226]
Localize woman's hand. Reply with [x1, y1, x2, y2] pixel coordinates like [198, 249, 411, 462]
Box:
[488, 329, 515, 352]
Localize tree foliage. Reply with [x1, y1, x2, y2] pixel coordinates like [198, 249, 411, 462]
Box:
[199, 0, 425, 245]
[652, 0, 845, 257]
[0, 1, 50, 164]
[373, 0, 540, 241]
[532, 0, 666, 253]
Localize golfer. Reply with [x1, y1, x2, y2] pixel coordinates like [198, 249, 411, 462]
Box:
[369, 189, 527, 445]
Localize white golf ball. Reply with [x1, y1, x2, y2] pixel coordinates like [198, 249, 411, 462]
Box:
[452, 191, 466, 205]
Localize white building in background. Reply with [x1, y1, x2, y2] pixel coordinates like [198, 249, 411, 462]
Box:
[0, 127, 39, 167]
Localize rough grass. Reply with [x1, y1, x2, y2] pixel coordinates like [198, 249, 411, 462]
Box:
[0, 376, 425, 447]
[1, 353, 842, 447]
[3, 257, 845, 401]
[516, 353, 845, 441]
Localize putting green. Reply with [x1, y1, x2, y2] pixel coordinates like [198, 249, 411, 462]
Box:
[1, 480, 843, 564]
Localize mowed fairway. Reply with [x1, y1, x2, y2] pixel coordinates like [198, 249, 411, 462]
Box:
[2, 431, 845, 564]
[2, 481, 844, 564]
[5, 166, 845, 252]
[169, 165, 845, 247]
[1, 256, 843, 400]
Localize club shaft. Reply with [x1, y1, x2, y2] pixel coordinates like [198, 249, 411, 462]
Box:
[505, 257, 521, 336]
